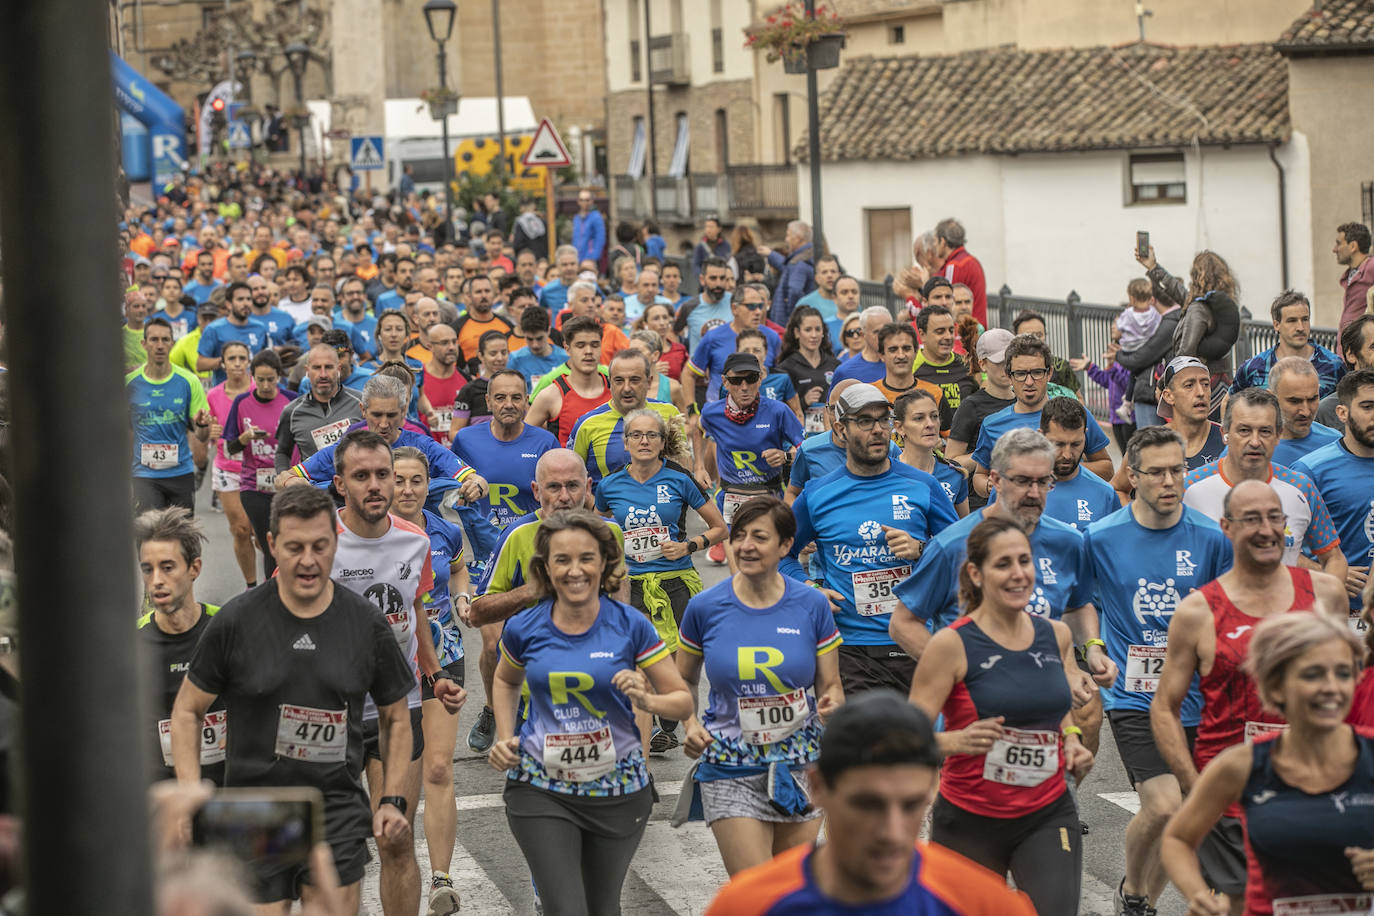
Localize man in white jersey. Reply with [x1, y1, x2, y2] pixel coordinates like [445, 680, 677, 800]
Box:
[331, 429, 465, 916]
[1182, 386, 1346, 580]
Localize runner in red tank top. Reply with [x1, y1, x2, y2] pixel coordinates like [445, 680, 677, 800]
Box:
[1150, 480, 1349, 907]
[524, 316, 612, 445]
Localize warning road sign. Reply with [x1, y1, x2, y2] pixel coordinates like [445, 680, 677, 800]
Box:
[227, 120, 251, 150]
[350, 136, 385, 171]
[520, 118, 571, 169]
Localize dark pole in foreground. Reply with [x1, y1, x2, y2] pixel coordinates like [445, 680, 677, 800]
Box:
[0, 1, 154, 913]
[643, 0, 658, 220]
[492, 0, 507, 185]
[805, 0, 825, 252]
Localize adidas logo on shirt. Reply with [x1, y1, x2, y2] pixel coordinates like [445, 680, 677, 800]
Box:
[292, 634, 317, 651]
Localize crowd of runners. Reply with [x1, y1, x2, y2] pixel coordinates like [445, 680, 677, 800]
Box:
[107, 173, 1374, 915]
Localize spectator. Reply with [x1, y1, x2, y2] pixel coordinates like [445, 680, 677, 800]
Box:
[571, 188, 606, 265]
[796, 254, 840, 321]
[640, 219, 666, 260]
[932, 218, 987, 327]
[398, 164, 416, 198]
[692, 216, 731, 277]
[1112, 288, 1185, 428]
[762, 220, 816, 326]
[607, 220, 641, 277]
[1317, 315, 1374, 431]
[1232, 290, 1345, 397]
[510, 198, 548, 261]
[1335, 221, 1374, 333]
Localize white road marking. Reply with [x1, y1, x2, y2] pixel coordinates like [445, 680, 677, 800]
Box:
[1098, 790, 1141, 814]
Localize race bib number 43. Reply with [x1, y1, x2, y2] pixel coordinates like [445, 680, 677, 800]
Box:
[141, 443, 179, 470]
[738, 687, 808, 745]
[543, 726, 615, 782]
[274, 705, 347, 763]
[852, 566, 911, 617]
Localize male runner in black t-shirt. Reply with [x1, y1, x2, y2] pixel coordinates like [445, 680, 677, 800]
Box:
[171, 485, 417, 911]
[134, 506, 225, 786]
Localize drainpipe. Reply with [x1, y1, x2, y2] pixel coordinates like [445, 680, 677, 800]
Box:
[1269, 142, 1289, 289]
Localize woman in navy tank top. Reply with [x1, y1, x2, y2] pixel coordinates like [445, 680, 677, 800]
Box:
[910, 515, 1094, 914]
[1162, 612, 1374, 915]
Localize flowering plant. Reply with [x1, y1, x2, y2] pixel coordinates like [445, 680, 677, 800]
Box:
[745, 3, 845, 64]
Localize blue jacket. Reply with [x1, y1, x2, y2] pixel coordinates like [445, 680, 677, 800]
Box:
[692, 236, 731, 277]
[573, 210, 606, 263]
[768, 243, 816, 326]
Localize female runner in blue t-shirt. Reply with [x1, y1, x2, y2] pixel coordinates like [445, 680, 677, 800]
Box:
[488, 510, 694, 916]
[895, 387, 970, 517]
[675, 496, 844, 876]
[1162, 612, 1374, 916]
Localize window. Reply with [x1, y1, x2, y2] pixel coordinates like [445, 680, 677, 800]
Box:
[628, 117, 646, 178]
[715, 108, 729, 169]
[889, 24, 905, 44]
[628, 0, 641, 83]
[1129, 152, 1186, 204]
[630, 40, 642, 82]
[866, 208, 912, 281]
[710, 0, 724, 72]
[773, 93, 791, 166]
[668, 112, 691, 178]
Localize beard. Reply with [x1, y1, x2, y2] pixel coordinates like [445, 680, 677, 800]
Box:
[1350, 414, 1374, 449]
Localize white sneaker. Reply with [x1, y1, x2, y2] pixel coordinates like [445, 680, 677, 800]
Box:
[428, 874, 461, 915]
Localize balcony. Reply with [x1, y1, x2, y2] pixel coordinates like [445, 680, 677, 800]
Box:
[648, 33, 690, 86]
[612, 164, 798, 223]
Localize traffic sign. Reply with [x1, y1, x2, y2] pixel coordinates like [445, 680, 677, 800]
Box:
[520, 118, 571, 169]
[350, 136, 385, 171]
[227, 120, 251, 150]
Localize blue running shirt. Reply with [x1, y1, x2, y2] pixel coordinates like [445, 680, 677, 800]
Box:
[699, 398, 805, 488]
[126, 364, 210, 478]
[499, 597, 670, 796]
[1043, 466, 1120, 532]
[1083, 505, 1230, 722]
[679, 578, 840, 767]
[782, 463, 958, 645]
[1272, 422, 1341, 467]
[451, 422, 560, 532]
[1295, 440, 1374, 614]
[970, 403, 1110, 471]
[420, 509, 465, 667]
[595, 460, 708, 575]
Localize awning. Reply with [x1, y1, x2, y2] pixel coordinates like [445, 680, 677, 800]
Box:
[667, 114, 690, 178]
[628, 118, 646, 179]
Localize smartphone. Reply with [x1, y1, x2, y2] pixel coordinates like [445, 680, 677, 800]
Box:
[192, 787, 323, 868]
[1136, 231, 1150, 260]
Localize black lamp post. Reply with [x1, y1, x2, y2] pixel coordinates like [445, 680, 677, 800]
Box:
[234, 49, 258, 152]
[423, 0, 458, 236]
[285, 41, 310, 179]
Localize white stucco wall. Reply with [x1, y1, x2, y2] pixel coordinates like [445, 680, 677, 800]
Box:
[806, 143, 1308, 316]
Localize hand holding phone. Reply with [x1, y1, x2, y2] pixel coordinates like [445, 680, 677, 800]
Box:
[192, 787, 324, 869]
[1136, 231, 1150, 260]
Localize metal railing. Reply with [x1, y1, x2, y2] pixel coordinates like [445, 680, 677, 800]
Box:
[612, 164, 800, 224]
[837, 280, 1340, 423]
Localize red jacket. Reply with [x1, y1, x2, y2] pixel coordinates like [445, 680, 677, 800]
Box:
[940, 246, 987, 327]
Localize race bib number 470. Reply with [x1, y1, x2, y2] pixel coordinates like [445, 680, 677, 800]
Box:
[274, 705, 347, 763]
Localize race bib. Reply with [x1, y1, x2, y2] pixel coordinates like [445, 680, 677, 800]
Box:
[982, 727, 1059, 787]
[385, 608, 414, 650]
[804, 405, 827, 434]
[625, 526, 667, 564]
[141, 443, 179, 470]
[721, 491, 753, 526]
[1272, 895, 1372, 915]
[1244, 720, 1288, 743]
[309, 419, 351, 451]
[543, 725, 615, 782]
[738, 687, 808, 745]
[250, 438, 274, 460]
[1350, 610, 1369, 637]
[158, 710, 227, 768]
[432, 407, 453, 433]
[255, 468, 277, 492]
[274, 705, 347, 762]
[1125, 644, 1166, 693]
[851, 565, 911, 617]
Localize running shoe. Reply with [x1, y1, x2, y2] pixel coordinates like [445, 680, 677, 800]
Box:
[428, 873, 461, 915]
[1115, 878, 1156, 916]
[707, 542, 726, 565]
[649, 726, 680, 755]
[467, 705, 495, 753]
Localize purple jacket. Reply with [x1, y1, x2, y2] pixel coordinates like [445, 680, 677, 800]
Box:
[1085, 360, 1132, 423]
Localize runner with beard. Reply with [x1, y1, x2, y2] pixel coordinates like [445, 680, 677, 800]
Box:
[1037, 398, 1120, 532]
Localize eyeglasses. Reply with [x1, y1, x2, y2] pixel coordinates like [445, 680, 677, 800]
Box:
[1225, 511, 1288, 529]
[1131, 464, 1188, 481]
[1008, 368, 1052, 382]
[1005, 475, 1055, 490]
[625, 431, 662, 441]
[844, 414, 893, 432]
[724, 373, 760, 385]
[151, 273, 168, 281]
[844, 329, 863, 338]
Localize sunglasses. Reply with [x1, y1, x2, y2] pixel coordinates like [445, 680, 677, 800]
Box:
[739, 301, 765, 311]
[725, 372, 761, 385]
[844, 328, 863, 338]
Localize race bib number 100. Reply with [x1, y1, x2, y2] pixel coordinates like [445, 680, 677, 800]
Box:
[738, 688, 808, 745]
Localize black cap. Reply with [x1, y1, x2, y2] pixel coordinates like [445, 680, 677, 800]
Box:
[816, 690, 942, 782]
[723, 352, 762, 376]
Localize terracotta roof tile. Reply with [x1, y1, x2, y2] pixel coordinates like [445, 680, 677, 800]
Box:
[803, 42, 1290, 162]
[1276, 0, 1374, 51]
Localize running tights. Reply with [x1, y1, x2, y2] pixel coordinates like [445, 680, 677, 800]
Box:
[505, 804, 649, 916]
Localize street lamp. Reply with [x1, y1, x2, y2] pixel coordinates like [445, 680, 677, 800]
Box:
[423, 0, 458, 239]
[285, 41, 310, 180]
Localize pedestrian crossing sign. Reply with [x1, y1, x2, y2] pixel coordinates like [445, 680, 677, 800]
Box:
[227, 120, 251, 150]
[350, 136, 385, 171]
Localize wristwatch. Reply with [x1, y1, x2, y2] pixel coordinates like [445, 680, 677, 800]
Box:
[426, 670, 457, 687]
[378, 795, 407, 815]
[687, 537, 702, 554]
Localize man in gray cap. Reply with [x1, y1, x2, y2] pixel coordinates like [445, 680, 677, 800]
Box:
[947, 328, 1015, 474]
[781, 383, 959, 694]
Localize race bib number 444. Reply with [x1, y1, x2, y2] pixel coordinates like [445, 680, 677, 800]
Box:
[274, 705, 347, 763]
[543, 726, 615, 782]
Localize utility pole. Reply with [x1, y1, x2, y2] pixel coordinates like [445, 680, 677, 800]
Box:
[805, 0, 824, 250]
[492, 0, 506, 184]
[643, 0, 657, 219]
[1136, 1, 1153, 41]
